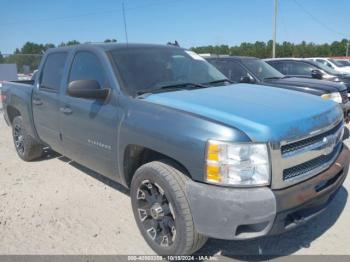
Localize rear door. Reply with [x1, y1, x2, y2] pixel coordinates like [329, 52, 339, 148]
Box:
[59, 50, 118, 177]
[32, 52, 68, 153]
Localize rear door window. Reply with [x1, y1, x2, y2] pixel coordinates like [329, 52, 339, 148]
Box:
[40, 52, 68, 92]
[268, 61, 286, 74]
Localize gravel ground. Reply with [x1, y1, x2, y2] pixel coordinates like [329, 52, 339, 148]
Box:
[0, 115, 349, 259]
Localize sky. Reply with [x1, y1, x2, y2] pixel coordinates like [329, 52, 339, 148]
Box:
[0, 0, 349, 54]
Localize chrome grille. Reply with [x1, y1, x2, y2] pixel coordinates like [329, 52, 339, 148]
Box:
[340, 90, 349, 103]
[270, 119, 344, 189]
[281, 121, 343, 157]
[283, 144, 341, 181]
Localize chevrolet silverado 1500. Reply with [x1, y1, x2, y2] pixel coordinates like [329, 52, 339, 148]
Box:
[1, 44, 349, 255]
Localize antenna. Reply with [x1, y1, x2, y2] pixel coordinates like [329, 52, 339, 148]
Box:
[122, 1, 129, 44]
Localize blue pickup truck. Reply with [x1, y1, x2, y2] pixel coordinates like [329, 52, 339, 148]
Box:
[1, 44, 349, 255]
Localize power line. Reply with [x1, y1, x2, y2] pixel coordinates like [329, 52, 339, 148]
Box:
[0, 9, 122, 27]
[292, 0, 349, 38]
[0, 0, 184, 27]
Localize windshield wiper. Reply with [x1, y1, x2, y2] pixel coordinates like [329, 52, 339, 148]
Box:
[202, 79, 233, 85]
[136, 82, 207, 96]
[263, 76, 283, 80]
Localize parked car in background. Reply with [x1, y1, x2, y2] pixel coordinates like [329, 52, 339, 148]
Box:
[1, 43, 349, 255]
[265, 58, 350, 94]
[17, 73, 32, 81]
[335, 59, 350, 67]
[205, 55, 350, 121]
[307, 57, 350, 74]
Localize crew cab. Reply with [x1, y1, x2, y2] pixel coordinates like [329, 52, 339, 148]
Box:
[265, 58, 350, 93]
[205, 55, 350, 121]
[1, 44, 349, 255]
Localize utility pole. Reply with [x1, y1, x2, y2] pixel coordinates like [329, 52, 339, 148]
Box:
[272, 0, 278, 58]
[346, 40, 349, 57]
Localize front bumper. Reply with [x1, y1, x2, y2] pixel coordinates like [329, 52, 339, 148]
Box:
[341, 101, 350, 122]
[186, 144, 349, 240]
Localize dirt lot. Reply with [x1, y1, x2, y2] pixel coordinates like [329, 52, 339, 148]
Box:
[0, 114, 350, 259]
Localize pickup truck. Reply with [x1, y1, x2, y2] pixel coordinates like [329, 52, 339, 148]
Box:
[1, 44, 349, 255]
[204, 55, 350, 121]
[265, 58, 350, 92]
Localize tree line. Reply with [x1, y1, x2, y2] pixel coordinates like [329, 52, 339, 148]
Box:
[0, 39, 117, 73]
[191, 39, 350, 58]
[1, 38, 349, 73]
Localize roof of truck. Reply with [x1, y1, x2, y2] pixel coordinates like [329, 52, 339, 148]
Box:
[48, 43, 182, 53]
[203, 55, 258, 60]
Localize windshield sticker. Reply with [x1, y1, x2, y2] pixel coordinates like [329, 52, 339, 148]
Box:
[185, 50, 205, 61]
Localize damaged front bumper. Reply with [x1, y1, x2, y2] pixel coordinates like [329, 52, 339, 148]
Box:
[185, 144, 349, 240]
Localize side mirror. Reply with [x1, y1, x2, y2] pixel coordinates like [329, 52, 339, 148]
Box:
[239, 76, 253, 83]
[67, 80, 109, 100]
[311, 69, 323, 79]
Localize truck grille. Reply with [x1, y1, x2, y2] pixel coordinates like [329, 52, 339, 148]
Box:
[283, 144, 341, 181]
[340, 90, 349, 103]
[281, 121, 343, 157]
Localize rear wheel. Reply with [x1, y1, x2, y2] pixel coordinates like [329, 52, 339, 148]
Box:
[12, 116, 43, 161]
[130, 160, 207, 255]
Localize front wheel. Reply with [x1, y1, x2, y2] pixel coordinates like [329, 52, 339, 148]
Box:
[130, 160, 207, 255]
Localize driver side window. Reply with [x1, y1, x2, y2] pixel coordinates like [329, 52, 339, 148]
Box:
[69, 51, 106, 88]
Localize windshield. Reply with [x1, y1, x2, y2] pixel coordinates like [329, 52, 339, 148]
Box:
[241, 59, 284, 80]
[330, 59, 350, 67]
[109, 47, 227, 96]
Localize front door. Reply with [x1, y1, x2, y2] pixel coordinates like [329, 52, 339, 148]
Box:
[60, 51, 118, 177]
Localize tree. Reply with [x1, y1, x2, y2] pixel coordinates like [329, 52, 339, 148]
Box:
[104, 39, 117, 43]
[58, 40, 80, 47]
[0, 52, 4, 63]
[191, 39, 348, 59]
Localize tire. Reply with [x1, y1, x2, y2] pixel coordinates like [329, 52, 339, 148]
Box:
[130, 160, 207, 255]
[12, 116, 43, 161]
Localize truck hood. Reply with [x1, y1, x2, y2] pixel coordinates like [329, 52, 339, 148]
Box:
[264, 77, 347, 94]
[144, 84, 343, 143]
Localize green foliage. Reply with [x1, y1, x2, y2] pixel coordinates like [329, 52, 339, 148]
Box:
[2, 39, 349, 73]
[191, 39, 350, 58]
[104, 39, 117, 43]
[58, 40, 80, 47]
[2, 42, 55, 73]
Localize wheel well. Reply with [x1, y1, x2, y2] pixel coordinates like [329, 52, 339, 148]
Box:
[123, 145, 191, 187]
[7, 106, 21, 125]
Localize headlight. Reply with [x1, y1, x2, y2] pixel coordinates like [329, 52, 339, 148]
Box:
[321, 92, 342, 103]
[205, 140, 270, 187]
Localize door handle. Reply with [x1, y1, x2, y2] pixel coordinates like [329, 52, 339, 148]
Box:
[60, 106, 73, 115]
[33, 98, 43, 106]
